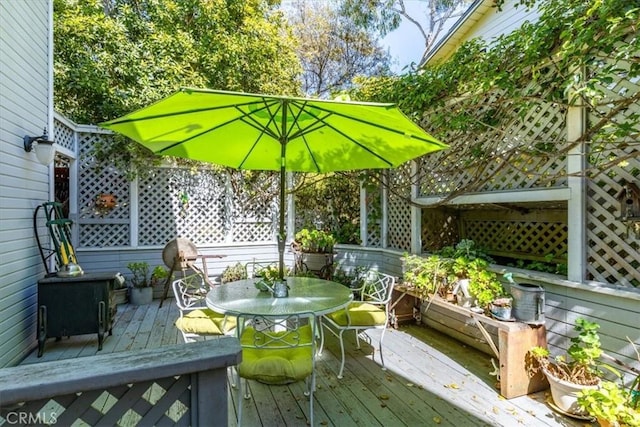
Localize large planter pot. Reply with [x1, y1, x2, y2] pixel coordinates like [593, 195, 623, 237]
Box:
[544, 369, 599, 415]
[130, 287, 153, 305]
[293, 250, 335, 278]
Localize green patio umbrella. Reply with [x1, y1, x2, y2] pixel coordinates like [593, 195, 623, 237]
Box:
[101, 88, 448, 279]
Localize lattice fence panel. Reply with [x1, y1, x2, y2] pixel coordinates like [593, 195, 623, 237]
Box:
[587, 149, 640, 287]
[53, 117, 75, 151]
[460, 209, 568, 263]
[584, 42, 640, 286]
[0, 376, 191, 426]
[387, 166, 412, 251]
[366, 178, 382, 247]
[77, 132, 130, 247]
[228, 171, 278, 242]
[138, 167, 227, 246]
[418, 69, 567, 198]
[421, 208, 460, 252]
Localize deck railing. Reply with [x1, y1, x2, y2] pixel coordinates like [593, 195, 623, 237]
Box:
[0, 338, 241, 426]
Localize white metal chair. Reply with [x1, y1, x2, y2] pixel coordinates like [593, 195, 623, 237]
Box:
[172, 273, 237, 343]
[320, 271, 396, 379]
[235, 312, 318, 426]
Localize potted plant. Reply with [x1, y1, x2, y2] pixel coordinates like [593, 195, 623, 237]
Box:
[127, 261, 153, 305]
[489, 296, 513, 320]
[577, 380, 640, 427]
[221, 262, 247, 284]
[528, 318, 620, 416]
[150, 265, 171, 299]
[449, 256, 505, 311]
[577, 339, 640, 426]
[401, 254, 452, 300]
[292, 228, 337, 276]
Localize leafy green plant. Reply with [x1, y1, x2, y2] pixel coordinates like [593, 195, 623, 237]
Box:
[332, 266, 367, 290]
[401, 254, 451, 296]
[127, 261, 151, 288]
[294, 229, 337, 253]
[578, 380, 640, 426]
[221, 262, 247, 284]
[150, 266, 171, 286]
[528, 318, 619, 385]
[465, 259, 506, 309]
[578, 338, 640, 425]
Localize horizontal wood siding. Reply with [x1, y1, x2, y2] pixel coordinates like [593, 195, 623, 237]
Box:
[77, 243, 288, 284]
[0, 1, 51, 367]
[466, 0, 541, 44]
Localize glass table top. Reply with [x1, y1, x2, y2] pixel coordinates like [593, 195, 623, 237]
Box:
[206, 276, 352, 316]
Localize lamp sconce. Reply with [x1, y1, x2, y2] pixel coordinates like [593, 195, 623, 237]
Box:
[617, 182, 640, 239]
[24, 127, 57, 165]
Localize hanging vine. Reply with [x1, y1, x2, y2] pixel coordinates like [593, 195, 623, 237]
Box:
[349, 0, 639, 200]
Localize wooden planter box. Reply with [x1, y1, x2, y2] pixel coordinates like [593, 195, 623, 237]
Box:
[394, 286, 548, 399]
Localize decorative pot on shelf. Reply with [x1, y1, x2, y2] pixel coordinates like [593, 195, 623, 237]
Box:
[490, 297, 513, 320]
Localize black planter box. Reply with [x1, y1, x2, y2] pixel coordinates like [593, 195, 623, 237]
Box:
[37, 272, 119, 357]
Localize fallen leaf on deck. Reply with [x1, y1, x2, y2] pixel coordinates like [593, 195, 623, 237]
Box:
[433, 416, 442, 424]
[444, 383, 459, 389]
[492, 406, 500, 414]
[379, 394, 390, 400]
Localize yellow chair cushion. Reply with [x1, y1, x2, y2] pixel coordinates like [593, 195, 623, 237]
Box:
[326, 302, 386, 326]
[175, 309, 237, 335]
[238, 325, 313, 385]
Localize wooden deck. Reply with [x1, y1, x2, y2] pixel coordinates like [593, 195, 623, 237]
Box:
[19, 300, 594, 427]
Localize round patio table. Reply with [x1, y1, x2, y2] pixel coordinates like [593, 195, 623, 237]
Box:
[206, 276, 352, 317]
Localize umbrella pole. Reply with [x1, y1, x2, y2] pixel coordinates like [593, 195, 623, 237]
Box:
[278, 163, 286, 280]
[278, 101, 288, 280]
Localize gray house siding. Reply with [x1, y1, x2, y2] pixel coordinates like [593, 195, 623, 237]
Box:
[0, 0, 53, 367]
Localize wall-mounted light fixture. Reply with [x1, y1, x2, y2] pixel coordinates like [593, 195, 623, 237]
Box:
[24, 127, 57, 165]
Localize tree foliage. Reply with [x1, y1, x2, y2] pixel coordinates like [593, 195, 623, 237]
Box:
[54, 0, 302, 177]
[285, 0, 391, 97]
[54, 0, 301, 124]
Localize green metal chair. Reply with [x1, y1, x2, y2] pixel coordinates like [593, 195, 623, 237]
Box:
[320, 271, 396, 379]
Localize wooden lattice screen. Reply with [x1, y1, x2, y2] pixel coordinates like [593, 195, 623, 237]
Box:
[6, 377, 191, 425]
[78, 132, 131, 247]
[387, 166, 412, 251]
[73, 131, 277, 247]
[586, 58, 640, 286]
[460, 208, 568, 263]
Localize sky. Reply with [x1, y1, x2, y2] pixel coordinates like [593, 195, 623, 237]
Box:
[380, 1, 431, 73]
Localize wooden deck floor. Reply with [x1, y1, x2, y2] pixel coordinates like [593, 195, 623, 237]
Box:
[19, 300, 594, 427]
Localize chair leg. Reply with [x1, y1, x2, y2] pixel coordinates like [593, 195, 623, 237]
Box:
[337, 329, 347, 379]
[317, 318, 325, 355]
[309, 373, 315, 426]
[379, 327, 387, 371]
[236, 372, 243, 426]
[354, 328, 362, 349]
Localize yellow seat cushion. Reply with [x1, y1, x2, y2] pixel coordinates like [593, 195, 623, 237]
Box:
[326, 302, 386, 326]
[238, 325, 313, 385]
[175, 309, 237, 335]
